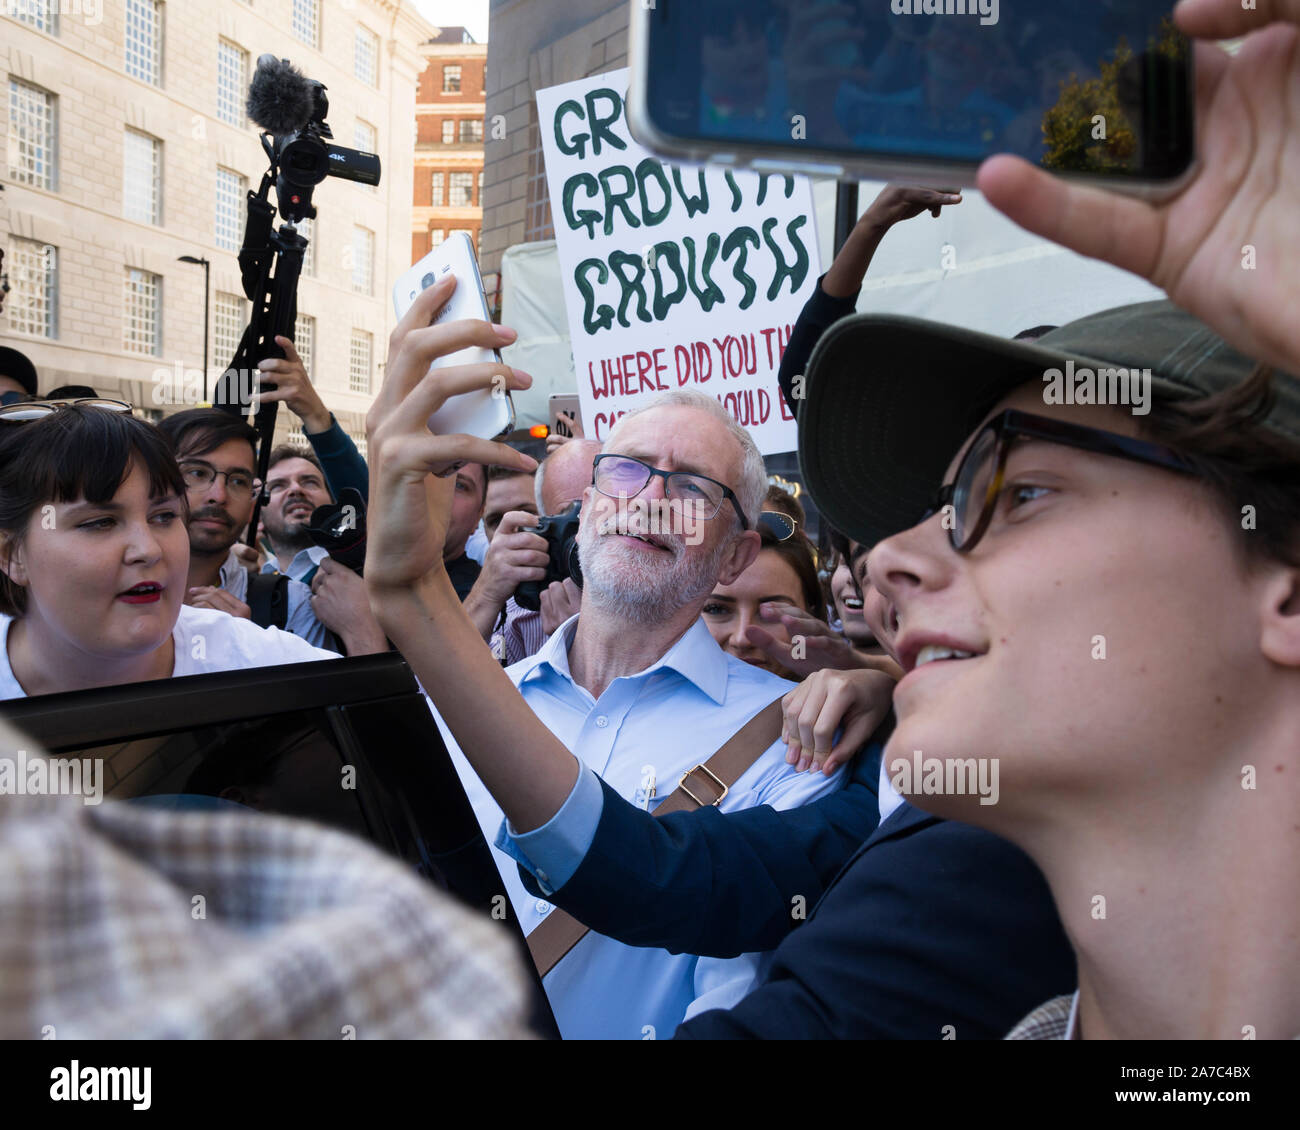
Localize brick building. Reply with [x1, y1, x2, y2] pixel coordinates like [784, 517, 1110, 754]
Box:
[412, 25, 486, 269]
[479, 0, 628, 278]
[2, 0, 434, 452]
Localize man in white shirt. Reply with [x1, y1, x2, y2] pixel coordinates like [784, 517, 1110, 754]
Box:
[430, 390, 844, 1038]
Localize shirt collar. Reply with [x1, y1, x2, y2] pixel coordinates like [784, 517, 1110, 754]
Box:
[260, 545, 329, 576]
[515, 615, 730, 705]
[218, 549, 244, 590]
[1065, 989, 1081, 1040]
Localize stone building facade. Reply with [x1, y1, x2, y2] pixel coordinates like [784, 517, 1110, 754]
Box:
[2, 0, 434, 453]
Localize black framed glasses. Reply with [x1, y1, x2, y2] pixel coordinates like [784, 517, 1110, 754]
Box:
[0, 397, 133, 422]
[924, 409, 1198, 553]
[179, 461, 259, 498]
[592, 454, 751, 530]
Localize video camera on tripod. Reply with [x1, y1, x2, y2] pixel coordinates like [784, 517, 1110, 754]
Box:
[213, 55, 381, 554]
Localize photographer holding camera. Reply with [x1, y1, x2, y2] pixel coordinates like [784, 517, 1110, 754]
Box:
[464, 438, 599, 665]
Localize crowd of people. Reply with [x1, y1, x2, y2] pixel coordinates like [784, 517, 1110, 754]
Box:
[0, 0, 1297, 1043]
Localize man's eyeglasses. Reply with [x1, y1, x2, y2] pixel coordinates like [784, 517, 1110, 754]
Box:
[592, 454, 750, 530]
[0, 398, 133, 422]
[924, 409, 1197, 553]
[179, 462, 259, 498]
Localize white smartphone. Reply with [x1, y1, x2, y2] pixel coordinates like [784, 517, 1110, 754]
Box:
[548, 394, 583, 439]
[392, 232, 515, 440]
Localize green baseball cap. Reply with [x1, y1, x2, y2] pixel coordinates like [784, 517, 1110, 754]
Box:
[798, 300, 1300, 549]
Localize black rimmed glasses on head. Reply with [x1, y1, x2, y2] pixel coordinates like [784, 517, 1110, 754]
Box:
[0, 397, 133, 422]
[592, 454, 751, 530]
[924, 408, 1198, 553]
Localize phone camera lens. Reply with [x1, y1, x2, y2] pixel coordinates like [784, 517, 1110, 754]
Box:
[421, 273, 436, 289]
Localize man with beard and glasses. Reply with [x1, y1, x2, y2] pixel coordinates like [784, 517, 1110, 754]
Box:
[157, 410, 338, 653]
[422, 388, 845, 1039]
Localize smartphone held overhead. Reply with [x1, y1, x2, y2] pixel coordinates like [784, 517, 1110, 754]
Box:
[628, 0, 1195, 197]
[392, 232, 515, 441]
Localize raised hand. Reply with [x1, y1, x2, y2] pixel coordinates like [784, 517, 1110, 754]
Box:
[364, 277, 535, 593]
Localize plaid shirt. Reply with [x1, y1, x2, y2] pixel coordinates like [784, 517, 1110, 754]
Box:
[0, 727, 534, 1039]
[1005, 994, 1074, 1040]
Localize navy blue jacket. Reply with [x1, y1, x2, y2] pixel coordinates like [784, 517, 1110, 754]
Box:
[676, 804, 1075, 1039]
[522, 744, 1074, 1039]
[521, 746, 882, 958]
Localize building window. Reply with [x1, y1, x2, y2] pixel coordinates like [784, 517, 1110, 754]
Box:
[441, 120, 455, 144]
[297, 215, 315, 276]
[478, 169, 484, 197]
[524, 102, 554, 242]
[6, 238, 57, 339]
[354, 119, 377, 192]
[217, 40, 248, 127]
[349, 330, 373, 394]
[292, 0, 319, 50]
[124, 268, 162, 356]
[459, 119, 483, 144]
[213, 292, 247, 369]
[355, 26, 379, 87]
[125, 0, 164, 86]
[123, 129, 162, 225]
[7, 79, 57, 191]
[215, 167, 246, 252]
[294, 313, 315, 378]
[449, 171, 473, 207]
[285, 422, 309, 450]
[351, 226, 374, 295]
[11, 1, 59, 34]
[428, 228, 445, 248]
[442, 64, 461, 93]
[430, 171, 444, 206]
[351, 433, 368, 460]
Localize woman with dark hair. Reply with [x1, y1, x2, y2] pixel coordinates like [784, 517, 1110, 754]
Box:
[0, 403, 337, 699]
[700, 522, 825, 679]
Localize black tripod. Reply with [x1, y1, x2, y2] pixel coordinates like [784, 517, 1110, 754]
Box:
[212, 166, 309, 550]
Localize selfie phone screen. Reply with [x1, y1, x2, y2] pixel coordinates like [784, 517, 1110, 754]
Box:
[641, 0, 1194, 182]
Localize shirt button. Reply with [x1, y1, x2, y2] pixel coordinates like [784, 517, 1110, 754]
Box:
[594, 715, 608, 728]
[534, 899, 552, 917]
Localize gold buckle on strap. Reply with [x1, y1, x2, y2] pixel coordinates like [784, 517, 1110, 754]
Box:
[678, 764, 728, 807]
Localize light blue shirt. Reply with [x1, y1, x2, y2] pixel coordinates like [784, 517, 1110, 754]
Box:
[260, 544, 331, 584]
[220, 550, 338, 653]
[433, 615, 845, 1040]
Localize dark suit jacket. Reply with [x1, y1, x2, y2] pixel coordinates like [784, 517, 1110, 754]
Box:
[522, 742, 1075, 1039]
[675, 804, 1076, 1039]
[520, 742, 883, 958]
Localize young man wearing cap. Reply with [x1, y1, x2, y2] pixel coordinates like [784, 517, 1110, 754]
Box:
[360, 0, 1300, 1040]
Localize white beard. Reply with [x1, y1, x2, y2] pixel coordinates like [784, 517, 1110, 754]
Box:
[577, 514, 730, 626]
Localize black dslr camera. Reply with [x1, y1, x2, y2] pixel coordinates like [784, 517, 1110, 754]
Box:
[514, 502, 583, 611]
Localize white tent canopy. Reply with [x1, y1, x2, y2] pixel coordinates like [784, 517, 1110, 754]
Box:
[499, 179, 1166, 430]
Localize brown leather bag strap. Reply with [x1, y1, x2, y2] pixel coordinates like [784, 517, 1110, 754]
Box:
[525, 697, 785, 979]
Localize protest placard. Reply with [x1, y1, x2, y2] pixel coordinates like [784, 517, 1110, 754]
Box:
[536, 69, 820, 455]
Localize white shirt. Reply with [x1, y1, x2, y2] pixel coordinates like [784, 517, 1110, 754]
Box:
[433, 614, 845, 1040]
[0, 604, 338, 699]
